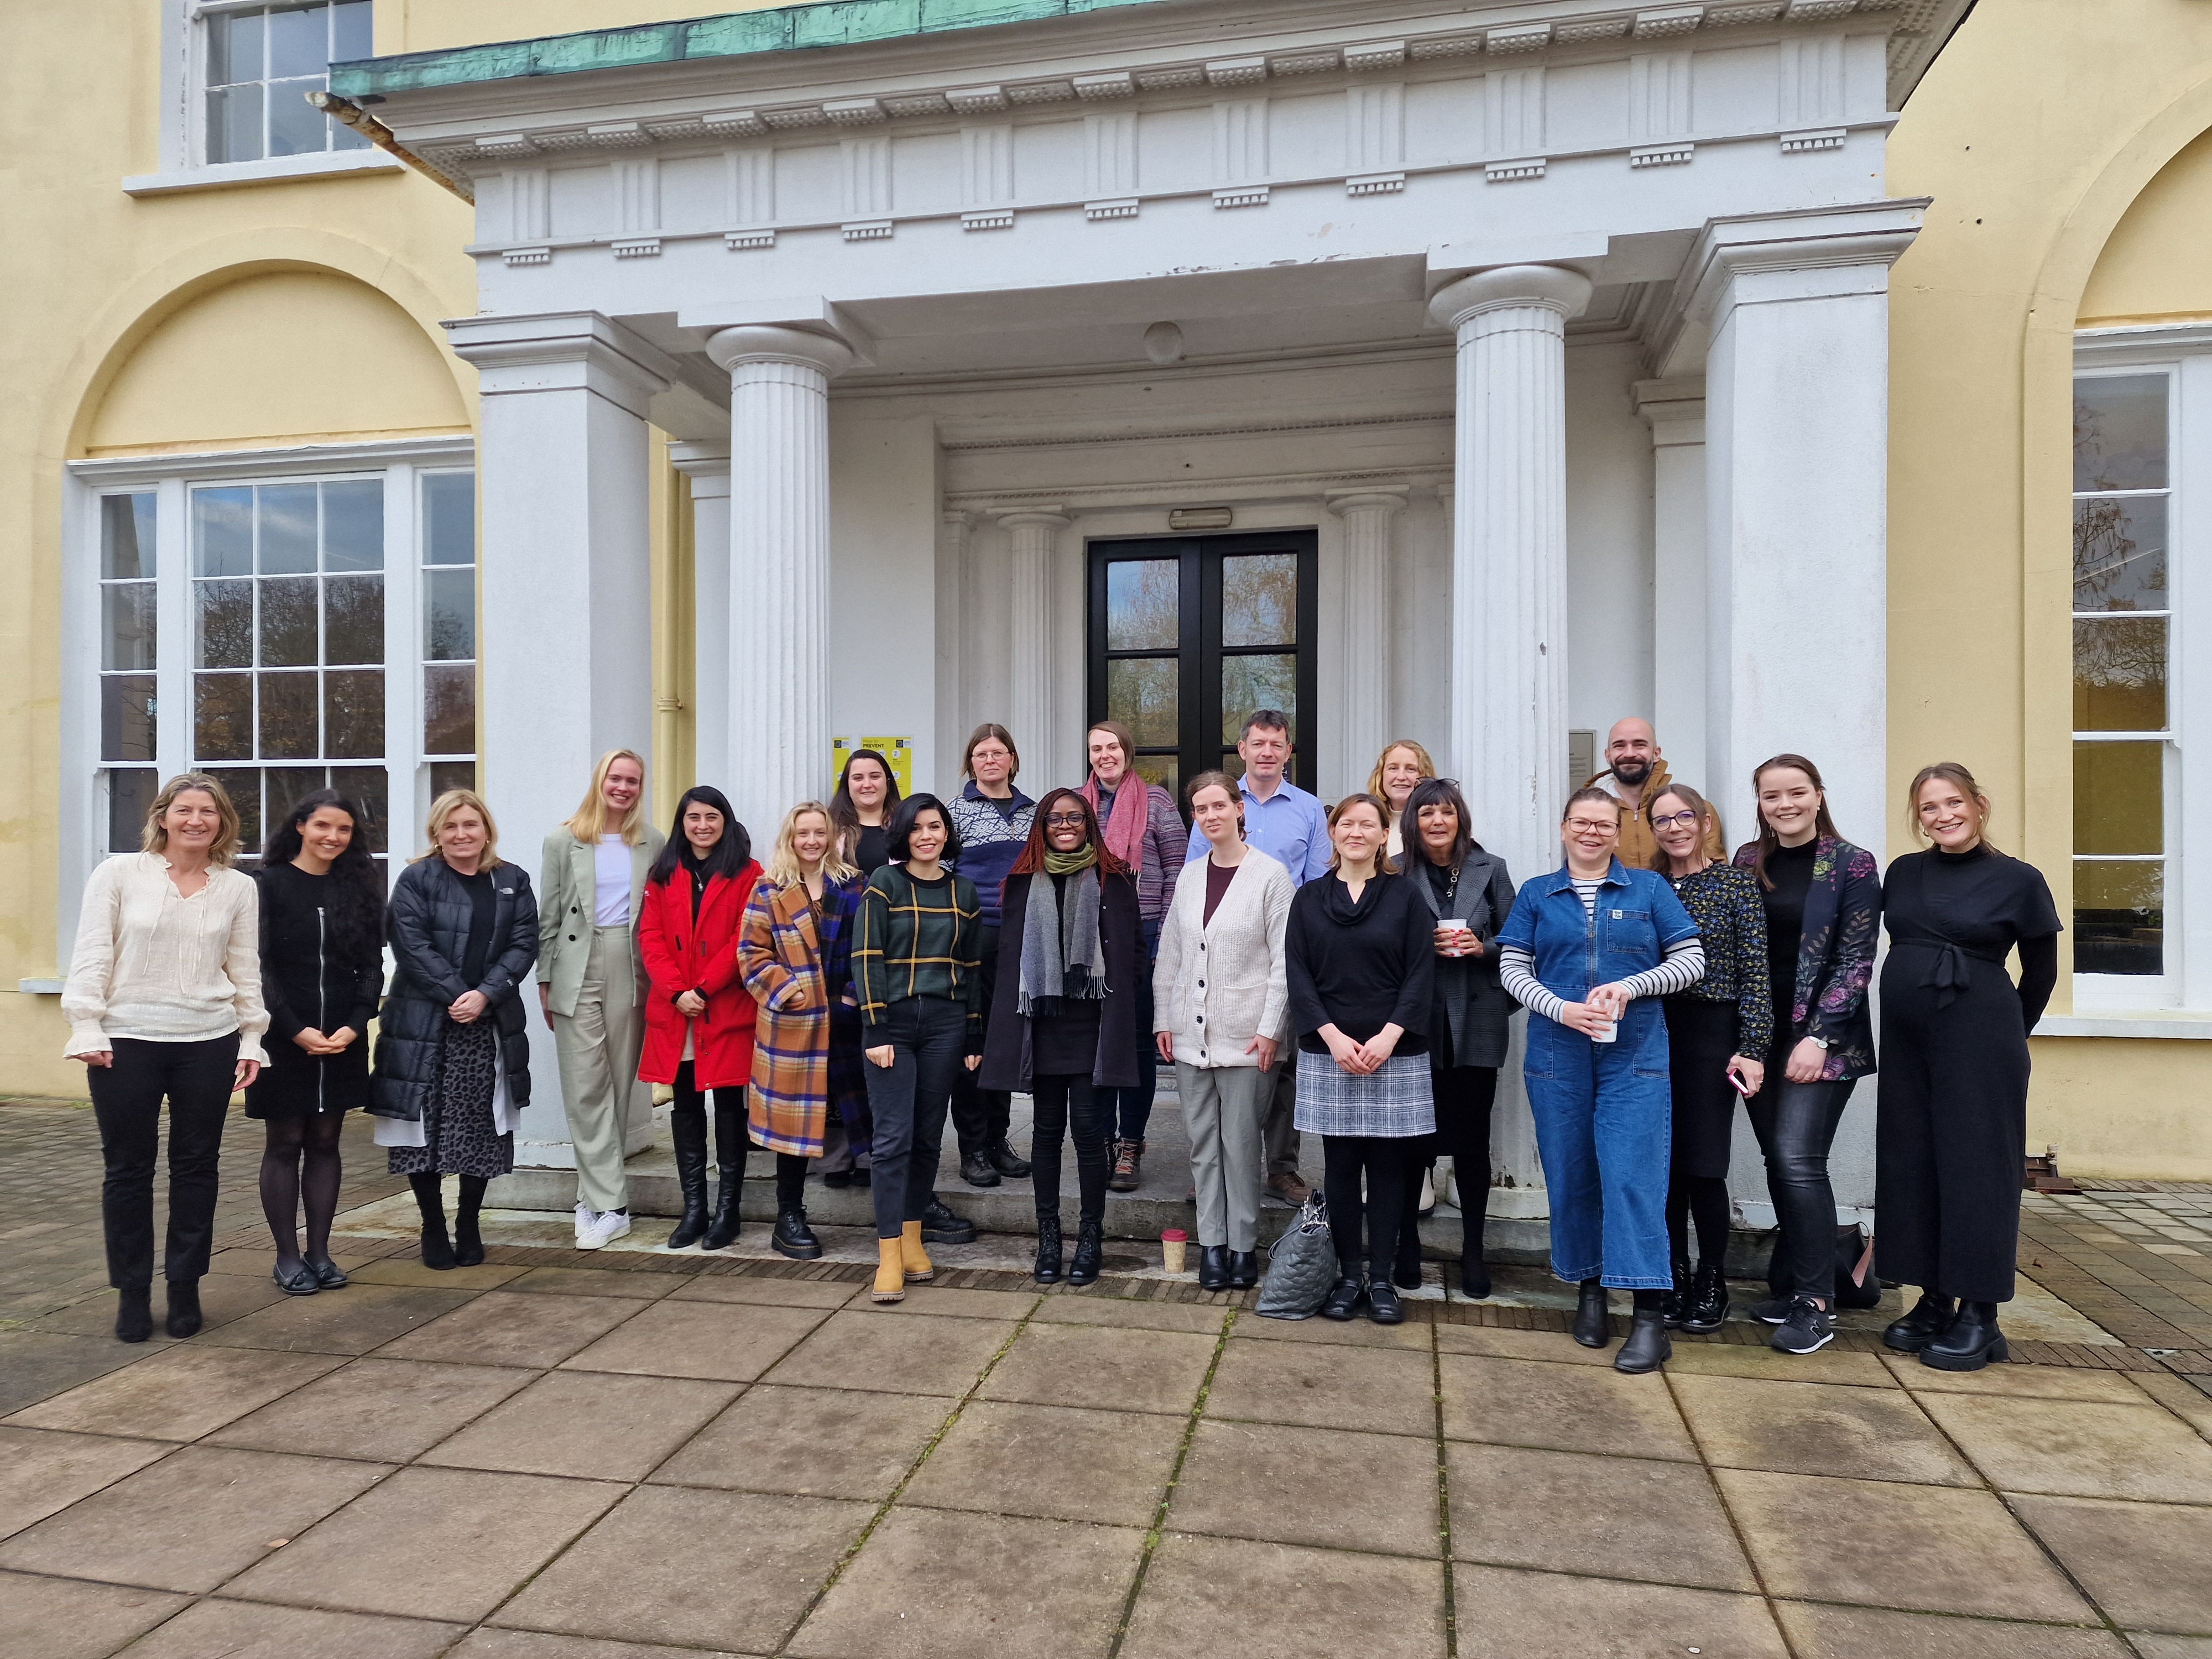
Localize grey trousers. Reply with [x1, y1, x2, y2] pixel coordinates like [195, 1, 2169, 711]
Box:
[1180, 1062, 1268, 1252]
[1262, 1057, 1301, 1179]
[552, 924, 645, 1215]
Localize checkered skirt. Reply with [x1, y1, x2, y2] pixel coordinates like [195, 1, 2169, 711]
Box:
[1292, 1050, 1436, 1139]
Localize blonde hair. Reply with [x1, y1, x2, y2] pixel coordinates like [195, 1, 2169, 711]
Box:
[766, 801, 858, 889]
[142, 773, 242, 865]
[416, 789, 502, 868]
[1365, 740, 1437, 819]
[564, 749, 649, 845]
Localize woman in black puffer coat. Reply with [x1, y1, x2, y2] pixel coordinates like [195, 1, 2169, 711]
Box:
[370, 789, 538, 1269]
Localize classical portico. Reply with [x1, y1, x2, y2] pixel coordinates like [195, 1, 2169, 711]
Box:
[355, 0, 1932, 1213]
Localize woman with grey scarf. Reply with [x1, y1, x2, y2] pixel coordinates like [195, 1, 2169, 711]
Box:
[980, 789, 1141, 1285]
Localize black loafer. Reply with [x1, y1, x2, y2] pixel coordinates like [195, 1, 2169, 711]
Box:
[1573, 1280, 1612, 1348]
[273, 1261, 320, 1296]
[1196, 1244, 1229, 1292]
[1320, 1277, 1365, 1321]
[305, 1256, 348, 1290]
[1226, 1250, 1259, 1290]
[1366, 1278, 1405, 1325]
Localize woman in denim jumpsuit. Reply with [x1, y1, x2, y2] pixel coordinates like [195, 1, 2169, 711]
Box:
[1497, 787, 1705, 1374]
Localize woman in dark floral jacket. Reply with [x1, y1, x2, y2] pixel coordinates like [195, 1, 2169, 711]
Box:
[1732, 754, 1882, 1358]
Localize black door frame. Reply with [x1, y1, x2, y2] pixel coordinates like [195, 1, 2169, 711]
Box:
[1084, 529, 1320, 803]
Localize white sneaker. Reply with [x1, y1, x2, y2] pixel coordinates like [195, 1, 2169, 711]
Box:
[573, 1202, 598, 1248]
[576, 1208, 631, 1250]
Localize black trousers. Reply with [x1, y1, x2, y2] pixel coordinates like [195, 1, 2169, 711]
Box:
[1031, 1072, 1112, 1226]
[1749, 1062, 1855, 1303]
[669, 1060, 748, 1165]
[1324, 1134, 1412, 1282]
[88, 1035, 239, 1289]
[863, 997, 966, 1238]
[948, 925, 1013, 1155]
[1401, 1066, 1498, 1264]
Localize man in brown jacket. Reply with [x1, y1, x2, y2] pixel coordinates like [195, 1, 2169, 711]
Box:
[1585, 717, 1728, 870]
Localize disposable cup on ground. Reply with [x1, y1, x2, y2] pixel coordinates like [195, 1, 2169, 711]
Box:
[1161, 1229, 1188, 1274]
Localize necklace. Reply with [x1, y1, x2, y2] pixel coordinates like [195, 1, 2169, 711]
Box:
[1430, 857, 1461, 911]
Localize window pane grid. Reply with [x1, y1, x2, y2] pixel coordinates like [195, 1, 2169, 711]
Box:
[420, 471, 476, 761]
[202, 3, 373, 164]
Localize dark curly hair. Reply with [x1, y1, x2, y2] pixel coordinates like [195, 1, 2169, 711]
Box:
[263, 790, 385, 957]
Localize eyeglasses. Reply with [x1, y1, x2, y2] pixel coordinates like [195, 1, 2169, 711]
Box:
[1044, 812, 1088, 827]
[1650, 810, 1702, 830]
[1565, 818, 1619, 834]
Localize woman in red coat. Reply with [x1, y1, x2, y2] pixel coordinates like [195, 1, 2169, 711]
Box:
[638, 787, 761, 1249]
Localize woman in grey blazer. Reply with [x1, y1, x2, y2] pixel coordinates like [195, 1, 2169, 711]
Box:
[1398, 778, 1517, 1298]
[537, 749, 665, 1250]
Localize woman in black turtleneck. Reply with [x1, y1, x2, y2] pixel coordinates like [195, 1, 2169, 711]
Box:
[1875, 763, 2059, 1373]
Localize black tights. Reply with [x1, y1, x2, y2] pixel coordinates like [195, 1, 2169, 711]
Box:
[749, 1149, 807, 1209]
[260, 1112, 347, 1271]
[409, 1171, 488, 1229]
[1323, 1135, 1411, 1282]
[1030, 1073, 1111, 1225]
[1666, 1174, 1731, 1269]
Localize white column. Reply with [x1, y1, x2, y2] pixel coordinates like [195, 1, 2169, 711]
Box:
[998, 507, 1070, 787]
[669, 444, 732, 792]
[1428, 265, 1592, 888]
[445, 312, 672, 1163]
[1327, 488, 1407, 785]
[1691, 209, 1917, 850]
[936, 509, 971, 778]
[1632, 379, 1709, 793]
[705, 325, 854, 837]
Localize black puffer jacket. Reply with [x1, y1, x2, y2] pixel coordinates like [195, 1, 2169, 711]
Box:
[369, 857, 538, 1123]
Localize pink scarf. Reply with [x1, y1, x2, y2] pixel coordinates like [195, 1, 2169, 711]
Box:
[1081, 772, 1149, 869]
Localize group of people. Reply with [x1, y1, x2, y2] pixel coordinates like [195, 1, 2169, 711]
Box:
[60, 709, 2056, 1379]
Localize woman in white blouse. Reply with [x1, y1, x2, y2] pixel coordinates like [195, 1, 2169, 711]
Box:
[63, 773, 268, 1344]
[1154, 771, 1293, 1292]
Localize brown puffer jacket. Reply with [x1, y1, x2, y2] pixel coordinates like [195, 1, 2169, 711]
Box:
[1585, 760, 1729, 872]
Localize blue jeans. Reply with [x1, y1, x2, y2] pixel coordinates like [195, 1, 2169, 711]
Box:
[1523, 1004, 1674, 1289]
[1105, 917, 1162, 1142]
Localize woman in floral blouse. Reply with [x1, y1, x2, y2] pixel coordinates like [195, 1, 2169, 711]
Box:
[1649, 782, 1771, 1336]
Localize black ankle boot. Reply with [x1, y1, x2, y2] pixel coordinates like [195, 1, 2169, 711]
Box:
[1227, 1249, 1259, 1290]
[1921, 1300, 2006, 1371]
[1884, 1290, 1958, 1353]
[1067, 1217, 1104, 1286]
[1034, 1214, 1063, 1284]
[1321, 1276, 1365, 1321]
[420, 1208, 456, 1270]
[772, 1206, 823, 1260]
[452, 1207, 486, 1267]
[1366, 1277, 1405, 1325]
[115, 1285, 153, 1343]
[988, 1139, 1032, 1178]
[1661, 1253, 1693, 1328]
[164, 1279, 202, 1339]
[1458, 1249, 1491, 1301]
[1681, 1260, 1729, 1334]
[922, 1197, 978, 1244]
[666, 1110, 711, 1249]
[1573, 1279, 1611, 1348]
[1197, 1244, 1229, 1292]
[959, 1149, 1001, 1187]
[1615, 1306, 1672, 1374]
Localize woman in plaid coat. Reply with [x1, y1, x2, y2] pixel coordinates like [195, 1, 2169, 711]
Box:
[739, 801, 868, 1260]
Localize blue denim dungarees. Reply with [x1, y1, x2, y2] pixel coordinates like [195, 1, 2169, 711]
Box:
[1497, 859, 1699, 1288]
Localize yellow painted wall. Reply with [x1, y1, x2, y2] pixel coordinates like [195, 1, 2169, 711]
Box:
[1888, 0, 2212, 1178]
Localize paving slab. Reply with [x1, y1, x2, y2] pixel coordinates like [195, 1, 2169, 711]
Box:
[0, 1568, 187, 1659]
[0, 1330, 156, 1416]
[559, 1298, 831, 1382]
[1207, 1337, 1437, 1437]
[760, 1310, 1019, 1397]
[1168, 1416, 1440, 1555]
[0, 1427, 175, 1543]
[196, 1281, 474, 1355]
[1120, 1532, 1447, 1659]
[422, 1369, 740, 1480]
[648, 1384, 945, 1501]
[1916, 1392, 2212, 1504]
[205, 1356, 535, 1462]
[1438, 1351, 1698, 1460]
[905, 1399, 1183, 1527]
[4, 1344, 347, 1442]
[1771, 1601, 2131, 1658]
[108, 1598, 466, 1658]
[2010, 1493, 2212, 1636]
[1449, 1562, 1790, 1658]
[1671, 1372, 1980, 1485]
[975, 1320, 1215, 1416]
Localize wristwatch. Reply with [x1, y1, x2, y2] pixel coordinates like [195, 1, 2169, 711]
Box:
[1806, 1035, 1829, 1051]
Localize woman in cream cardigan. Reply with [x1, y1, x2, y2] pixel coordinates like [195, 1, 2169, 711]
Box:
[1154, 770, 1294, 1291]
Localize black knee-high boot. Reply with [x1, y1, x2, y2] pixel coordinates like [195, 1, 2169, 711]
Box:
[704, 1099, 747, 1250]
[666, 1104, 711, 1249]
[411, 1172, 455, 1270]
[453, 1175, 488, 1266]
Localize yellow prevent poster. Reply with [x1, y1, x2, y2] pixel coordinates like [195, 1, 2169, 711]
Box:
[832, 735, 914, 798]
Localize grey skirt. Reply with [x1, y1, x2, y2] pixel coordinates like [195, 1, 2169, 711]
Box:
[1293, 1050, 1436, 1139]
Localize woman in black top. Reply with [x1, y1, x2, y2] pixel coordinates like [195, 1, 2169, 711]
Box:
[1286, 793, 1436, 1324]
[1876, 763, 2060, 1371]
[369, 790, 538, 1270]
[247, 791, 385, 1295]
[832, 748, 901, 877]
[981, 790, 1141, 1286]
[1396, 778, 1516, 1299]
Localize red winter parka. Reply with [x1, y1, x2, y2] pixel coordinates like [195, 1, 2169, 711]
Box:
[637, 861, 763, 1091]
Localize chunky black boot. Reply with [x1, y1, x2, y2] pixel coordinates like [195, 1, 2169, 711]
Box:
[1067, 1217, 1105, 1286]
[412, 1173, 455, 1270]
[1034, 1214, 1064, 1284]
[1884, 1290, 1958, 1353]
[1321, 1277, 1365, 1321]
[1681, 1260, 1729, 1335]
[1661, 1253, 1693, 1328]
[1921, 1300, 2007, 1371]
[921, 1197, 977, 1244]
[114, 1285, 153, 1344]
[702, 1106, 745, 1250]
[1227, 1249, 1259, 1290]
[164, 1279, 203, 1339]
[1196, 1244, 1229, 1292]
[1573, 1279, 1611, 1348]
[959, 1149, 1001, 1187]
[772, 1206, 824, 1260]
[988, 1139, 1032, 1179]
[1366, 1277, 1406, 1325]
[665, 1109, 711, 1249]
[1614, 1306, 1672, 1374]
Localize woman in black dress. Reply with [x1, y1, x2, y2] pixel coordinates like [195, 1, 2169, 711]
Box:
[1876, 762, 2060, 1371]
[370, 790, 539, 1269]
[247, 791, 385, 1294]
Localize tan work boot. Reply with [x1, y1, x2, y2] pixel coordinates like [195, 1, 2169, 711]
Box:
[872, 1238, 907, 1303]
[900, 1220, 935, 1283]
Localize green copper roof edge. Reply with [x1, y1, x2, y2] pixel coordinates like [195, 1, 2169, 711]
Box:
[331, 0, 1179, 98]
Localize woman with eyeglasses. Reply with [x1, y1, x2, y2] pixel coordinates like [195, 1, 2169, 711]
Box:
[1366, 739, 1437, 866]
[982, 790, 1142, 1285]
[1498, 788, 1705, 1373]
[1647, 781, 1771, 1335]
[944, 723, 1036, 1190]
[1395, 776, 1517, 1298]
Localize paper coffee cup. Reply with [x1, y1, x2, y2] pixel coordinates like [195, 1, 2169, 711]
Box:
[1590, 1019, 1618, 1044]
[1161, 1229, 1188, 1274]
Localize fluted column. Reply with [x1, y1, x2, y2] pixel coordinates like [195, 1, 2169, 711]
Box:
[1327, 488, 1407, 787]
[1428, 265, 1592, 887]
[669, 444, 731, 790]
[998, 508, 1070, 787]
[706, 326, 854, 837]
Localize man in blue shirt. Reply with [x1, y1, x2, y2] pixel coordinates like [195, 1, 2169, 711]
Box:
[1185, 711, 1331, 1202]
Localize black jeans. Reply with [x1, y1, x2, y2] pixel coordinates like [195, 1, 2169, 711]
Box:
[1031, 1072, 1112, 1226]
[670, 1060, 748, 1166]
[948, 926, 1013, 1155]
[88, 1035, 239, 1288]
[1102, 918, 1162, 1142]
[863, 997, 968, 1238]
[1748, 1071, 1855, 1303]
[1323, 1134, 1412, 1282]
